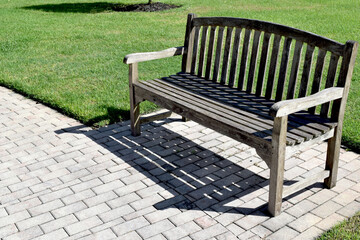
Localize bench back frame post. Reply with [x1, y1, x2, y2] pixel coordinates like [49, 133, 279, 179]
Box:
[325, 40, 358, 188]
[182, 13, 197, 73]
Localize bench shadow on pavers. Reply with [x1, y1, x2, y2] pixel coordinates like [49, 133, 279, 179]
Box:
[55, 116, 311, 217]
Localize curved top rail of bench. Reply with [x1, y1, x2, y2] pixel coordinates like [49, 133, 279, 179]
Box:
[192, 17, 345, 56]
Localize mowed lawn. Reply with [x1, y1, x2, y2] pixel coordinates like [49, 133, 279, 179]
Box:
[0, 0, 359, 150]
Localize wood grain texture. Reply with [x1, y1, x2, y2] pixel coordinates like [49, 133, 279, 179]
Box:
[298, 44, 315, 98]
[212, 27, 225, 82]
[309, 49, 327, 114]
[256, 32, 271, 96]
[198, 26, 209, 77]
[220, 27, 234, 84]
[182, 13, 196, 72]
[320, 54, 339, 117]
[268, 116, 287, 217]
[275, 37, 293, 102]
[270, 87, 344, 117]
[228, 28, 242, 87]
[238, 29, 251, 90]
[287, 41, 303, 99]
[247, 30, 261, 93]
[190, 26, 201, 74]
[205, 26, 217, 80]
[265, 35, 281, 99]
[129, 63, 141, 136]
[124, 47, 185, 64]
[193, 17, 344, 55]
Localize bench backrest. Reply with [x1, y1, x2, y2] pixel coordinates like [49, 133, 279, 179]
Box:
[181, 14, 358, 120]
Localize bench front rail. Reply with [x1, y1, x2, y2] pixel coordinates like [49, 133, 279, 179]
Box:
[124, 13, 358, 216]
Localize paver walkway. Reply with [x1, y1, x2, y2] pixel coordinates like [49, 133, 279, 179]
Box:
[1, 85, 360, 240]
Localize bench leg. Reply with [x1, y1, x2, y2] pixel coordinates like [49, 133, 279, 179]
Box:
[182, 116, 189, 122]
[268, 116, 287, 217]
[324, 127, 341, 188]
[130, 98, 141, 136]
[129, 63, 141, 136]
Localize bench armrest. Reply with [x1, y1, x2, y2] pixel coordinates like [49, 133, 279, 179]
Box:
[270, 87, 344, 117]
[123, 46, 185, 64]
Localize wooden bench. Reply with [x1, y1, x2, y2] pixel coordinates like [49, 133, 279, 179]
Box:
[123, 14, 358, 216]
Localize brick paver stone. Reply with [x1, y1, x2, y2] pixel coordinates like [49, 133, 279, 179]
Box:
[1, 86, 360, 239]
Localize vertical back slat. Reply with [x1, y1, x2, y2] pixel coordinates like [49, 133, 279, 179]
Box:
[265, 34, 281, 99]
[197, 26, 209, 77]
[205, 26, 217, 80]
[190, 26, 201, 75]
[246, 30, 261, 93]
[182, 13, 196, 73]
[238, 29, 252, 90]
[220, 27, 234, 85]
[228, 28, 242, 87]
[275, 37, 293, 102]
[286, 40, 303, 99]
[309, 49, 327, 114]
[320, 54, 340, 117]
[256, 32, 271, 96]
[212, 27, 225, 82]
[298, 44, 315, 98]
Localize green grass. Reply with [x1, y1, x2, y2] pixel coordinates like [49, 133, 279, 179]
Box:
[317, 212, 360, 240]
[0, 0, 359, 151]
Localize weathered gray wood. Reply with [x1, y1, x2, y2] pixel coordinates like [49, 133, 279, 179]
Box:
[182, 13, 196, 73]
[140, 110, 172, 124]
[193, 17, 344, 55]
[246, 30, 261, 93]
[228, 28, 242, 87]
[326, 41, 358, 188]
[298, 44, 315, 98]
[133, 81, 273, 153]
[212, 27, 225, 82]
[173, 73, 336, 136]
[275, 37, 293, 102]
[129, 63, 141, 136]
[220, 27, 234, 85]
[268, 116, 287, 217]
[205, 26, 217, 80]
[309, 49, 327, 114]
[256, 32, 271, 96]
[124, 47, 185, 64]
[286, 128, 334, 158]
[283, 170, 330, 197]
[124, 15, 358, 217]
[190, 26, 201, 75]
[265, 35, 281, 99]
[270, 87, 343, 117]
[198, 26, 209, 77]
[320, 54, 339, 117]
[287, 41, 303, 99]
[238, 29, 251, 90]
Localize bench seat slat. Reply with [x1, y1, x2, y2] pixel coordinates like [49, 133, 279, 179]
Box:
[135, 73, 337, 146]
[133, 82, 273, 152]
[176, 73, 337, 133]
[156, 78, 316, 143]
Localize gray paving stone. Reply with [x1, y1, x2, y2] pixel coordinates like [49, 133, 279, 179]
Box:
[3, 226, 43, 240]
[262, 212, 295, 232]
[40, 214, 78, 233]
[65, 216, 103, 236]
[267, 226, 299, 240]
[288, 213, 322, 232]
[137, 219, 175, 239]
[1, 86, 360, 240]
[112, 216, 150, 236]
[190, 223, 228, 240]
